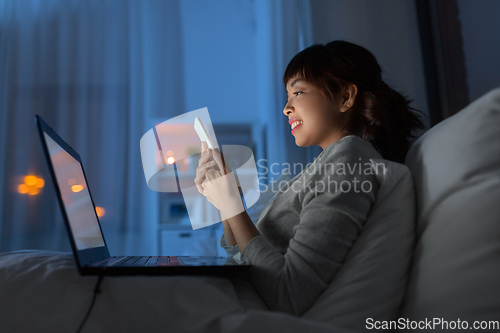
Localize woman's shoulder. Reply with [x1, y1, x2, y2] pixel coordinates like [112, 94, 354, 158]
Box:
[320, 135, 383, 163]
[295, 135, 384, 187]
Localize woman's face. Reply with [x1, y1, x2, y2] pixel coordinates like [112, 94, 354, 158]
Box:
[284, 77, 347, 149]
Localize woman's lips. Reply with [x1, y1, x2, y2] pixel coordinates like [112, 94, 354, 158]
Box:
[291, 123, 302, 135]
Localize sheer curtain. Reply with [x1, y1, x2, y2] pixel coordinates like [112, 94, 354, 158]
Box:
[0, 0, 314, 254]
[0, 0, 184, 255]
[254, 0, 318, 182]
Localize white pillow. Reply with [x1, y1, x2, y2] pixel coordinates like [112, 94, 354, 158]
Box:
[400, 88, 500, 326]
[302, 159, 416, 331]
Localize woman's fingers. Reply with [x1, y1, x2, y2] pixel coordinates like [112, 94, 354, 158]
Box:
[196, 160, 216, 176]
[194, 159, 216, 193]
[212, 149, 228, 175]
[194, 169, 209, 193]
[194, 147, 229, 195]
[198, 148, 212, 167]
[196, 170, 221, 194]
[206, 168, 222, 180]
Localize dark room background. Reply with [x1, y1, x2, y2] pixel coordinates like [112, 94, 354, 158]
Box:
[1, 0, 499, 256]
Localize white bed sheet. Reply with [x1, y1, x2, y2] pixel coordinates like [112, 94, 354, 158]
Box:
[0, 250, 337, 333]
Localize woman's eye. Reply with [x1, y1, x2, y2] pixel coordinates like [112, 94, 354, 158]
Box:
[293, 91, 303, 96]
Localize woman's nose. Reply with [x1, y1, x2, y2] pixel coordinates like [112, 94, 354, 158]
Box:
[283, 102, 293, 116]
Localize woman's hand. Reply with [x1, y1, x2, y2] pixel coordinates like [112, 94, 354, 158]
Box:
[200, 148, 244, 220]
[194, 142, 217, 194]
[193, 143, 259, 251]
[194, 142, 234, 193]
[194, 143, 238, 246]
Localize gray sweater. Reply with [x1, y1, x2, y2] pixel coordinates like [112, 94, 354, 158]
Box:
[240, 135, 382, 315]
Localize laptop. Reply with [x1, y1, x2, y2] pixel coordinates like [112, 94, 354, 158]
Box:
[35, 115, 249, 277]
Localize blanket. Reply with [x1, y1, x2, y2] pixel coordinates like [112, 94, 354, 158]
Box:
[0, 250, 337, 333]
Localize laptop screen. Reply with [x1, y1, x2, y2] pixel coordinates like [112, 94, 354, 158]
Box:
[43, 132, 105, 250]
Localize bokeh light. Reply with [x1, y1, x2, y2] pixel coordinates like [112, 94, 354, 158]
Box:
[18, 175, 44, 195]
[167, 156, 175, 164]
[25, 175, 37, 186]
[36, 178, 45, 188]
[18, 184, 29, 194]
[71, 185, 84, 193]
[95, 206, 106, 218]
[28, 188, 40, 196]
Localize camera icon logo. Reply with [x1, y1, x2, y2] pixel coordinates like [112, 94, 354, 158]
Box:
[140, 107, 260, 229]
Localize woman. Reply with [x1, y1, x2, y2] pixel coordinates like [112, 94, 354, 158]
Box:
[195, 40, 424, 316]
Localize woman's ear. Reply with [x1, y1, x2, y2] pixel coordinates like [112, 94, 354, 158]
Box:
[339, 84, 358, 113]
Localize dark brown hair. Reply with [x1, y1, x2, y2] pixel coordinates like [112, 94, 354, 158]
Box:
[283, 40, 425, 163]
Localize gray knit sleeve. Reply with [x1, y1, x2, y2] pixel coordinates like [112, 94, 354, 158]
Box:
[241, 144, 379, 315]
[220, 235, 240, 257]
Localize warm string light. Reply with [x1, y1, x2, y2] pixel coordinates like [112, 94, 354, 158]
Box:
[165, 149, 175, 165]
[18, 175, 45, 195]
[68, 179, 104, 217]
[71, 185, 84, 193]
[95, 206, 106, 218]
[18, 175, 106, 217]
[164, 150, 192, 165]
[67, 179, 84, 192]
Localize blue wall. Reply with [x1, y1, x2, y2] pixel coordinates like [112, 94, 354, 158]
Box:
[180, 1, 259, 125]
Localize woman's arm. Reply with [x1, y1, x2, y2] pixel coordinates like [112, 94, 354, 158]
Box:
[224, 210, 260, 252]
[222, 220, 236, 246]
[195, 143, 238, 247]
[221, 183, 259, 249]
[200, 148, 261, 251]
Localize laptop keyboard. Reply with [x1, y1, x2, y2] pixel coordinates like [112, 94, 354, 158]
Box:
[125, 256, 182, 266]
[92, 255, 237, 268]
[101, 256, 182, 267]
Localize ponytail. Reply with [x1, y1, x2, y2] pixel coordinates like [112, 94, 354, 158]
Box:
[346, 81, 425, 163]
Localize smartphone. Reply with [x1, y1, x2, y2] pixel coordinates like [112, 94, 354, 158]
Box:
[194, 117, 216, 149]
